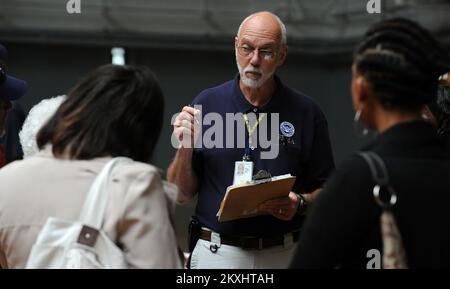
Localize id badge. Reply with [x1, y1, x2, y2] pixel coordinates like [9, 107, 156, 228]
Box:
[233, 161, 253, 185]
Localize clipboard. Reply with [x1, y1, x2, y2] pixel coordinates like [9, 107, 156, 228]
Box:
[216, 174, 296, 222]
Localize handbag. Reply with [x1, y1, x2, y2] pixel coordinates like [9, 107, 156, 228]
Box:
[358, 152, 408, 269]
[25, 157, 131, 269]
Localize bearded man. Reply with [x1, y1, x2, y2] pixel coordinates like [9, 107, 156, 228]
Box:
[168, 11, 334, 269]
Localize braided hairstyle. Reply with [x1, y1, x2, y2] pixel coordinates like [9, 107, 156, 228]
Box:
[354, 18, 450, 111]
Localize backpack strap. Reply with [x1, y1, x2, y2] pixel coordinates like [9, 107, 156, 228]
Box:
[78, 157, 131, 229]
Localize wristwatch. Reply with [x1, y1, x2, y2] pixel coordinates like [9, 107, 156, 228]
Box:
[296, 194, 308, 215]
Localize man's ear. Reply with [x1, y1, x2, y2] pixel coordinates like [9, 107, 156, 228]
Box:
[234, 37, 239, 48]
[277, 45, 288, 66]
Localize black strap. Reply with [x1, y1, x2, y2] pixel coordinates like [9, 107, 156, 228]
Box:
[357, 152, 389, 186]
[358, 152, 399, 209]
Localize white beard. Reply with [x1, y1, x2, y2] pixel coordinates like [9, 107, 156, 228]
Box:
[236, 54, 276, 89]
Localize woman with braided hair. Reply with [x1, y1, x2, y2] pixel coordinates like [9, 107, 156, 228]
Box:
[290, 18, 450, 268]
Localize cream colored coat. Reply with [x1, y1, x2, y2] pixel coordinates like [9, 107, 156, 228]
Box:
[0, 148, 182, 269]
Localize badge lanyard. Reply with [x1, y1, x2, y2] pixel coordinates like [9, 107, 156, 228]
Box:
[242, 112, 266, 161]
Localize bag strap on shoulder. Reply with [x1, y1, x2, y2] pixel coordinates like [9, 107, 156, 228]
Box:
[78, 157, 130, 229]
[357, 152, 389, 186]
[357, 152, 397, 208]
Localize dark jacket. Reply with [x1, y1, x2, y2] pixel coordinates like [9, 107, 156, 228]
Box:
[0, 102, 25, 165]
[290, 120, 450, 268]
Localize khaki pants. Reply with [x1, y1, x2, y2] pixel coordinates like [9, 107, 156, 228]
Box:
[190, 234, 296, 269]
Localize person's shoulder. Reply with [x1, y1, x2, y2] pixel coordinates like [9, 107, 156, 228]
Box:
[316, 152, 375, 209]
[0, 158, 47, 199]
[335, 153, 371, 174]
[111, 160, 172, 209]
[281, 83, 324, 114]
[0, 156, 45, 178]
[283, 85, 320, 110]
[192, 79, 235, 104]
[112, 159, 162, 183]
[0, 159, 22, 179]
[328, 153, 373, 189]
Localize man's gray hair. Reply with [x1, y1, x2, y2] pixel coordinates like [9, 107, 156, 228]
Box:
[237, 12, 287, 45]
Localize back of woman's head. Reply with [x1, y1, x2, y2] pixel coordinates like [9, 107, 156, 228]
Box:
[37, 64, 164, 163]
[354, 18, 450, 110]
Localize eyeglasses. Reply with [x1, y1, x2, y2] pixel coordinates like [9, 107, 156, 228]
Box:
[237, 45, 277, 60]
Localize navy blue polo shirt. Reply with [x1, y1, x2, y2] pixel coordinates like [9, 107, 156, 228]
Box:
[192, 74, 335, 237]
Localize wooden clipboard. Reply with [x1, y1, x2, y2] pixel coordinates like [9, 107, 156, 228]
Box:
[217, 175, 296, 222]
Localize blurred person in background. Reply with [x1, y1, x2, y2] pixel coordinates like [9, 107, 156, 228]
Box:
[0, 44, 27, 168]
[2, 102, 26, 162]
[434, 74, 450, 144]
[420, 73, 450, 142]
[19, 95, 66, 158]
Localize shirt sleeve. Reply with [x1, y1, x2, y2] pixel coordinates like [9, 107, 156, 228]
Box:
[117, 170, 183, 269]
[290, 156, 380, 268]
[301, 111, 335, 193]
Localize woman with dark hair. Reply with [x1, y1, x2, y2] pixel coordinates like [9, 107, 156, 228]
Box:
[290, 18, 450, 268]
[0, 64, 182, 268]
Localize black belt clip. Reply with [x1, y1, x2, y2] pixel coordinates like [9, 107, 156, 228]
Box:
[209, 231, 221, 253]
[209, 244, 219, 253]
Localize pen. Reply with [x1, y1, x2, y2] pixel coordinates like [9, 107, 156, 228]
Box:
[189, 104, 200, 125]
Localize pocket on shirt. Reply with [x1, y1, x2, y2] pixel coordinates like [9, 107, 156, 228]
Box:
[276, 143, 304, 172]
[281, 143, 302, 156]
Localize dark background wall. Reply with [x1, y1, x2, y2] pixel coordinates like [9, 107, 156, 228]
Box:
[4, 43, 361, 164]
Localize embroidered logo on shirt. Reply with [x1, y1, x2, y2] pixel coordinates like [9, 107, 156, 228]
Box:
[280, 121, 295, 138]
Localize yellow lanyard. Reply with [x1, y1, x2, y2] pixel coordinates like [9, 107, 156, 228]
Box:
[243, 112, 266, 149]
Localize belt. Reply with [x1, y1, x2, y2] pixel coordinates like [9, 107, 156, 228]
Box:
[199, 229, 300, 250]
